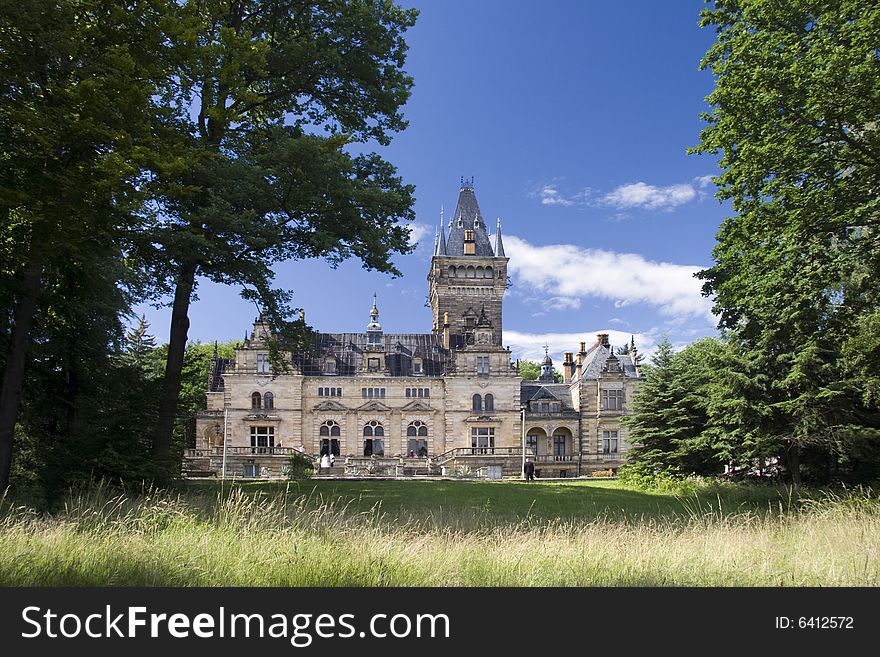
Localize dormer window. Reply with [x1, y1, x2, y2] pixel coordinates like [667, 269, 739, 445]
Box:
[607, 360, 620, 372]
[324, 359, 336, 374]
[412, 357, 423, 375]
[367, 357, 381, 372]
[256, 353, 270, 374]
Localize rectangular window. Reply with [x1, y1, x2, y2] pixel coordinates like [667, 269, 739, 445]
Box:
[602, 389, 624, 411]
[250, 426, 275, 450]
[318, 388, 324, 397]
[541, 402, 549, 413]
[256, 353, 270, 374]
[470, 427, 495, 454]
[406, 389, 411, 398]
[337, 388, 342, 397]
[413, 361, 422, 374]
[368, 388, 374, 398]
[602, 430, 619, 453]
[362, 388, 367, 398]
[380, 388, 385, 398]
[526, 435, 537, 456]
[424, 388, 429, 398]
[476, 356, 490, 375]
[417, 388, 424, 398]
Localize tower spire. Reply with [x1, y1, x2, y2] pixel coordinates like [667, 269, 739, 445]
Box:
[435, 206, 447, 256]
[494, 218, 506, 257]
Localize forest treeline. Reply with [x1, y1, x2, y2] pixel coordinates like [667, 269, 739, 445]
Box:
[0, 0, 419, 497]
[624, 1, 879, 486]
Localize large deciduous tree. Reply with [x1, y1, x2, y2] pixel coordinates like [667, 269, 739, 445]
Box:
[144, 1, 418, 476]
[691, 0, 880, 484]
[0, 0, 168, 491]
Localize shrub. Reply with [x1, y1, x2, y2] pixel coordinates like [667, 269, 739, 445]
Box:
[286, 452, 314, 480]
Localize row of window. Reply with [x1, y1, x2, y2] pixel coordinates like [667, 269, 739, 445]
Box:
[362, 387, 386, 398]
[526, 434, 570, 457]
[472, 393, 495, 413]
[447, 265, 495, 279]
[251, 391, 274, 411]
[318, 387, 342, 397]
[317, 420, 430, 458]
[530, 401, 561, 413]
[602, 389, 624, 411]
[250, 424, 618, 455]
[405, 388, 430, 398]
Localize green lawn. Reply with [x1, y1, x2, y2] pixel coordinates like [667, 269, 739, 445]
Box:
[1, 478, 877, 586]
[215, 477, 797, 524]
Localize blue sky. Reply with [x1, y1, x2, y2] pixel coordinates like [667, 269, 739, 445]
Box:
[136, 0, 729, 364]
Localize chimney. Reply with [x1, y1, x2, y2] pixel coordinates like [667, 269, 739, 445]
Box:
[597, 333, 610, 347]
[442, 312, 450, 350]
[563, 352, 574, 384]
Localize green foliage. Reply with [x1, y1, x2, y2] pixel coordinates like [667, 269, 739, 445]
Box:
[143, 0, 420, 464]
[518, 359, 563, 382]
[688, 0, 880, 485]
[623, 338, 729, 478]
[285, 452, 315, 481]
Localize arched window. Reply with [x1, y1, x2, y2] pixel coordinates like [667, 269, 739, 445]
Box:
[263, 392, 274, 410]
[484, 266, 494, 279]
[466, 266, 475, 278]
[457, 265, 465, 278]
[251, 392, 261, 410]
[476, 266, 484, 278]
[363, 420, 384, 456]
[407, 421, 429, 457]
[320, 420, 340, 456]
[448, 266, 456, 278]
[484, 394, 494, 412]
[472, 394, 482, 413]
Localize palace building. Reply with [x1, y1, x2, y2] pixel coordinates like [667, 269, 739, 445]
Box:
[187, 182, 642, 479]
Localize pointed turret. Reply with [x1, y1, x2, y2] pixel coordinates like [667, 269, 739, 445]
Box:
[446, 179, 494, 256]
[539, 344, 555, 382]
[494, 218, 506, 257]
[435, 207, 447, 256]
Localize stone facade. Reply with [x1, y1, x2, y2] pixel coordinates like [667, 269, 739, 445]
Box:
[189, 183, 642, 479]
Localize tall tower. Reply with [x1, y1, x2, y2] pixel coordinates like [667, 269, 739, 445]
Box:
[428, 180, 508, 348]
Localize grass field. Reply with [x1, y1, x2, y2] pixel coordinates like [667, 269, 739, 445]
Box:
[1, 478, 878, 586]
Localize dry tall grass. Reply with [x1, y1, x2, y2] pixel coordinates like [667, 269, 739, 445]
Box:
[1, 482, 877, 586]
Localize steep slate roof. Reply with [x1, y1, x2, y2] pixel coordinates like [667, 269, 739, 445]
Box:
[520, 383, 575, 408]
[445, 184, 496, 256]
[294, 332, 449, 377]
[579, 344, 640, 379]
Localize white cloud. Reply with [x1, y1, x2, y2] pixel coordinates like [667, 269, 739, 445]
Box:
[602, 182, 696, 210]
[406, 222, 433, 248]
[505, 234, 715, 321]
[694, 175, 714, 188]
[538, 185, 573, 206]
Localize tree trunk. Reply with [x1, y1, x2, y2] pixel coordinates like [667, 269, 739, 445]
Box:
[0, 256, 44, 491]
[787, 443, 802, 488]
[153, 259, 197, 478]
